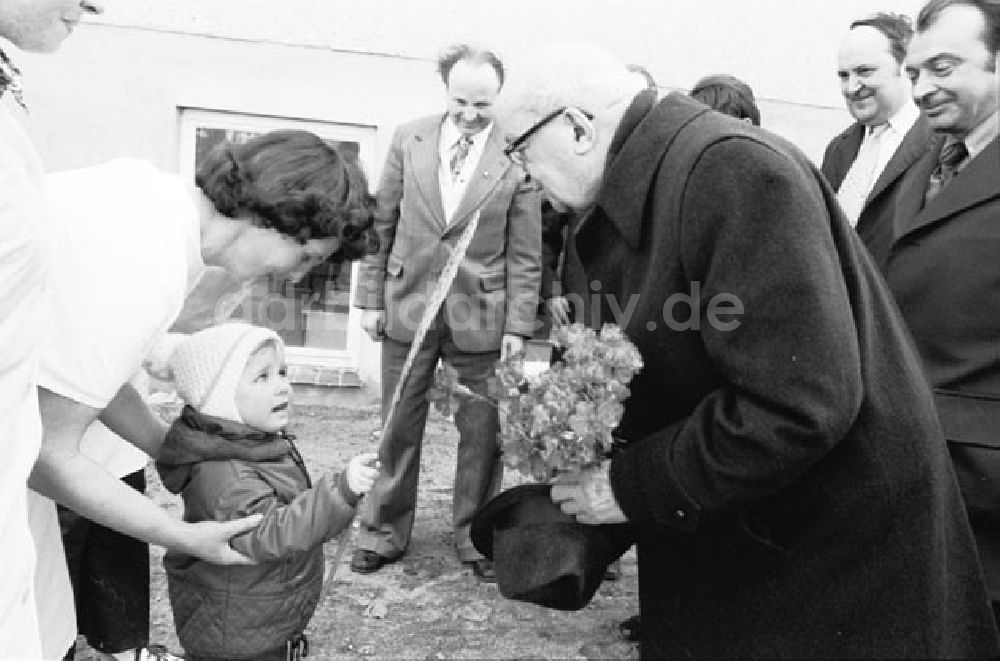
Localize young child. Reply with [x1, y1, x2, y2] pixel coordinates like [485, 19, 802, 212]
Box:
[157, 322, 378, 661]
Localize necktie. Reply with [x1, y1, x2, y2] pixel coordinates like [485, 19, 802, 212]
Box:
[923, 140, 969, 206]
[837, 124, 889, 226]
[449, 136, 473, 182]
[0, 47, 26, 111]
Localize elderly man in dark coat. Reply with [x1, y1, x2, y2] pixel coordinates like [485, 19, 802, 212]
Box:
[495, 42, 999, 659]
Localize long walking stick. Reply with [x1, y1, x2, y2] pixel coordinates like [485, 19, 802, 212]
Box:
[321, 173, 507, 599]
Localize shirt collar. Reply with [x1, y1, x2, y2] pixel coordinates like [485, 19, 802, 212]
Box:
[863, 100, 919, 139]
[606, 89, 658, 167]
[885, 100, 919, 136]
[593, 91, 699, 251]
[962, 111, 999, 161]
[441, 115, 492, 149]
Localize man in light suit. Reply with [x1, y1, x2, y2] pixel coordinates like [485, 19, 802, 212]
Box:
[353, 44, 541, 581]
[821, 12, 936, 267]
[886, 0, 1000, 625]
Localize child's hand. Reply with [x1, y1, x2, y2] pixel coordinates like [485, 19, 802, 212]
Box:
[347, 452, 379, 496]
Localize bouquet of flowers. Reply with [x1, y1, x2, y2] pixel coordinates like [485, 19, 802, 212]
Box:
[428, 323, 643, 481]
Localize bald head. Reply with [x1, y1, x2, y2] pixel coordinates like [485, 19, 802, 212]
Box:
[498, 42, 646, 119]
[496, 42, 646, 212]
[837, 15, 914, 126]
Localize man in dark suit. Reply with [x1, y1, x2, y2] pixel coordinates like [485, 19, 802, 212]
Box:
[496, 42, 999, 658]
[822, 12, 936, 267]
[887, 0, 1000, 623]
[353, 44, 541, 581]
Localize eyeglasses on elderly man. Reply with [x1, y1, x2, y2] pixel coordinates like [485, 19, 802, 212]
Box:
[503, 106, 594, 166]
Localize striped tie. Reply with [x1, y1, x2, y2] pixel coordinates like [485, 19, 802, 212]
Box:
[450, 136, 473, 182]
[923, 140, 969, 206]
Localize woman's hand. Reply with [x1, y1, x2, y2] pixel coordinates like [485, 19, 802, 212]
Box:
[178, 515, 264, 565]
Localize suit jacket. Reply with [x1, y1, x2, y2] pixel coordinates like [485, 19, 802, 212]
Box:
[538, 200, 570, 302]
[821, 115, 936, 268]
[885, 134, 1000, 595]
[574, 91, 997, 658]
[356, 115, 541, 351]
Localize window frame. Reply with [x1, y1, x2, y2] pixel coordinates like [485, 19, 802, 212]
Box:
[177, 107, 376, 370]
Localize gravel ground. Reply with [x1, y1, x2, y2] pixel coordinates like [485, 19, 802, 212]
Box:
[74, 402, 640, 660]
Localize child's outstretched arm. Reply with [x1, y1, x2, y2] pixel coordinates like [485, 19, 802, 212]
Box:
[209, 452, 380, 562]
[213, 471, 358, 562]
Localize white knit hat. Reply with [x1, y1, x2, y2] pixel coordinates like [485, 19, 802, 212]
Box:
[169, 323, 283, 423]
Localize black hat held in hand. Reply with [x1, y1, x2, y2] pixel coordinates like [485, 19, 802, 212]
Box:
[471, 483, 633, 611]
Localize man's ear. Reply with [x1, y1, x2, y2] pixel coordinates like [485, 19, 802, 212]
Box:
[564, 108, 595, 155]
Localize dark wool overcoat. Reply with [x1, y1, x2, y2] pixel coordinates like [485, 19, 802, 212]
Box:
[887, 135, 1000, 598]
[570, 91, 999, 659]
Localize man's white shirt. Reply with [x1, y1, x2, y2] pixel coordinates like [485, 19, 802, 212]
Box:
[868, 100, 920, 194]
[438, 117, 492, 223]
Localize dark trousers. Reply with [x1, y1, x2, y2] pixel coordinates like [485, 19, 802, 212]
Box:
[357, 317, 502, 561]
[58, 469, 149, 655]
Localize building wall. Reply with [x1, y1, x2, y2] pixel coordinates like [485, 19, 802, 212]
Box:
[12, 0, 923, 390]
[20, 25, 448, 389]
[23, 0, 927, 162]
[79, 0, 922, 105]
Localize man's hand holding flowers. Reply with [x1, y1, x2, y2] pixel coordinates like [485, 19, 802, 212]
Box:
[551, 462, 627, 525]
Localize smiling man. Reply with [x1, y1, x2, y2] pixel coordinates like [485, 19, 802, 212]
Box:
[821, 13, 935, 265]
[495, 41, 999, 658]
[353, 44, 540, 582]
[885, 0, 1000, 626]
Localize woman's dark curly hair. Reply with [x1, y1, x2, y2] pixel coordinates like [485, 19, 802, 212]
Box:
[195, 129, 378, 260]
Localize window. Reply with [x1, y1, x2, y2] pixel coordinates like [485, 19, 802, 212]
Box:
[176, 108, 376, 369]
